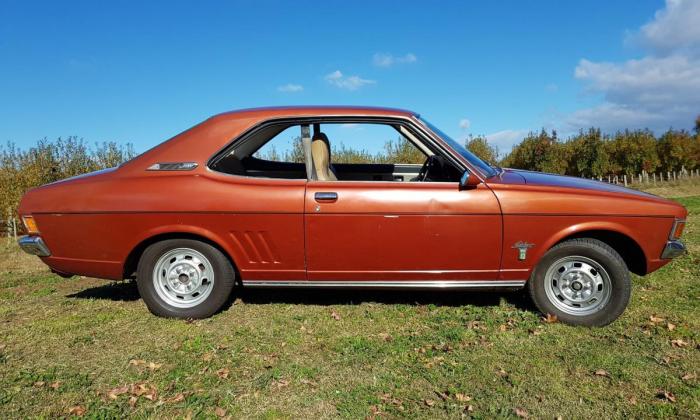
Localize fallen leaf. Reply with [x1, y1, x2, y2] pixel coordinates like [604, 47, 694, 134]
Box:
[424, 399, 435, 407]
[273, 379, 290, 388]
[671, 339, 689, 348]
[33, 381, 45, 388]
[107, 385, 130, 400]
[656, 390, 676, 403]
[650, 315, 665, 323]
[455, 393, 472, 402]
[128, 396, 138, 408]
[215, 407, 227, 417]
[130, 382, 150, 396]
[528, 328, 543, 336]
[216, 368, 229, 379]
[681, 373, 697, 381]
[594, 369, 610, 378]
[435, 390, 449, 401]
[300, 379, 318, 387]
[667, 323, 676, 331]
[331, 311, 341, 321]
[129, 359, 146, 367]
[166, 393, 186, 403]
[143, 387, 158, 401]
[68, 405, 86, 416]
[497, 368, 509, 378]
[49, 381, 62, 390]
[499, 324, 508, 332]
[147, 362, 162, 371]
[543, 313, 558, 324]
[465, 404, 474, 412]
[514, 407, 529, 418]
[378, 333, 393, 342]
[628, 396, 637, 405]
[203, 353, 214, 362]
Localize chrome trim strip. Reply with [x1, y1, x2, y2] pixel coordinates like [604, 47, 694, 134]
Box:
[18, 235, 51, 257]
[147, 162, 198, 171]
[242, 280, 526, 289]
[661, 240, 686, 259]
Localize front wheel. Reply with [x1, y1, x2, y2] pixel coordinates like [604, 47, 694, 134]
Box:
[136, 239, 235, 318]
[528, 238, 631, 327]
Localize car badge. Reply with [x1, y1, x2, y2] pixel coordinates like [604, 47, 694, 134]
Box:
[512, 241, 535, 261]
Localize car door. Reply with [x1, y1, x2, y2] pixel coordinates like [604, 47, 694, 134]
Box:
[304, 180, 502, 282]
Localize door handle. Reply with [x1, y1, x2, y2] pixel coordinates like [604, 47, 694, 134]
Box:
[314, 192, 338, 202]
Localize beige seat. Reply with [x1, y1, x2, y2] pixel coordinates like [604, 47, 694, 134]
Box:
[311, 132, 337, 181]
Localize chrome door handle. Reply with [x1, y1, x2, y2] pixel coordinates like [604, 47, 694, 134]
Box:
[314, 192, 338, 202]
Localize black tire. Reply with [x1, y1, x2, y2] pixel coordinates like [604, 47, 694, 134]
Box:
[528, 238, 631, 327]
[136, 239, 235, 318]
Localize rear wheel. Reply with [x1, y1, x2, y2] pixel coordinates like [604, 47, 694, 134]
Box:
[528, 238, 631, 326]
[136, 239, 235, 318]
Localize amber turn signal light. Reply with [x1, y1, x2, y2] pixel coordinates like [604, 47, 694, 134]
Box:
[671, 220, 685, 240]
[22, 216, 39, 234]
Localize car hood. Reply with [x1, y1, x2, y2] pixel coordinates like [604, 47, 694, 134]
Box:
[501, 169, 660, 199]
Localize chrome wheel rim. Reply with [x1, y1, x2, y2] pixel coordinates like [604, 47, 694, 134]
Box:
[152, 248, 215, 308]
[544, 256, 612, 316]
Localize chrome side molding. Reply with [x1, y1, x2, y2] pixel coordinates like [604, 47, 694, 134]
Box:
[147, 162, 198, 171]
[242, 280, 526, 289]
[18, 235, 51, 257]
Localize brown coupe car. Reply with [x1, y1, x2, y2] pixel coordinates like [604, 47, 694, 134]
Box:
[18, 106, 687, 325]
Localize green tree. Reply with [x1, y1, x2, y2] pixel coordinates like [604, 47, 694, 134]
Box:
[657, 129, 697, 171]
[501, 129, 568, 174]
[465, 136, 498, 165]
[608, 129, 659, 176]
[564, 128, 612, 177]
[382, 137, 425, 164]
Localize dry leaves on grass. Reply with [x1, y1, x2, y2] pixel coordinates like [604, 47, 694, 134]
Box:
[272, 379, 290, 389]
[681, 373, 697, 381]
[656, 390, 677, 403]
[514, 407, 529, 418]
[667, 322, 676, 331]
[67, 405, 86, 416]
[496, 368, 509, 378]
[543, 313, 558, 324]
[424, 399, 435, 407]
[649, 315, 665, 323]
[216, 368, 230, 379]
[594, 369, 610, 378]
[330, 311, 341, 321]
[671, 339, 689, 348]
[128, 359, 162, 371]
[107, 385, 130, 400]
[215, 406, 227, 417]
[377, 332, 393, 342]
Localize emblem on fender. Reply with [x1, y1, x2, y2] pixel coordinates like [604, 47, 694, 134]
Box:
[512, 241, 535, 261]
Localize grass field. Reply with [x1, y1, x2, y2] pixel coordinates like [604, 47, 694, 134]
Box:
[1, 188, 699, 418]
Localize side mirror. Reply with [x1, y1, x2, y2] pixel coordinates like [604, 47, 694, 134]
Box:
[459, 170, 481, 190]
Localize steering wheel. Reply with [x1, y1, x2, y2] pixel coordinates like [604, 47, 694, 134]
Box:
[418, 155, 438, 182]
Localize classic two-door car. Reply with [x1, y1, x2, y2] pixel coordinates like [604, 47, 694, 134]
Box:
[17, 106, 687, 326]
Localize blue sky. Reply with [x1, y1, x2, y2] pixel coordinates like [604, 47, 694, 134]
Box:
[2, 0, 699, 155]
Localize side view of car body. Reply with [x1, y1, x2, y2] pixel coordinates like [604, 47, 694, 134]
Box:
[17, 106, 688, 326]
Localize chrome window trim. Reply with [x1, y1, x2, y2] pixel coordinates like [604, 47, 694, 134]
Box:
[147, 162, 198, 171]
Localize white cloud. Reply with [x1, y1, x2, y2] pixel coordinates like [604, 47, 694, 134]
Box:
[459, 118, 471, 130]
[277, 83, 303, 93]
[373, 53, 417, 67]
[565, 0, 700, 133]
[633, 0, 700, 54]
[486, 129, 528, 153]
[325, 70, 375, 90]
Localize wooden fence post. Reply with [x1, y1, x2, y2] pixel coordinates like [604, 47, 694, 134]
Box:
[624, 175, 627, 187]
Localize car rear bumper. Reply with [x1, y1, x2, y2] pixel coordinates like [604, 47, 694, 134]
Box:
[18, 235, 51, 257]
[661, 240, 686, 259]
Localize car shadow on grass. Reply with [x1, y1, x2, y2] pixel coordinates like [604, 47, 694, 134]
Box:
[66, 280, 140, 302]
[65, 280, 538, 313]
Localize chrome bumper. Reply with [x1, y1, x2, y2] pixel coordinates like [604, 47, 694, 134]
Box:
[18, 235, 51, 257]
[661, 240, 686, 259]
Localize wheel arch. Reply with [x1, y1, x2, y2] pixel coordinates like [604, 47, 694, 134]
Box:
[546, 227, 648, 276]
[122, 228, 240, 281]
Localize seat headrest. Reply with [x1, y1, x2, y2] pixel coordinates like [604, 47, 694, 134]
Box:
[312, 132, 329, 144]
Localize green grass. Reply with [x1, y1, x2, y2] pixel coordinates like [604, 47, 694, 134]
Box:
[1, 193, 699, 418]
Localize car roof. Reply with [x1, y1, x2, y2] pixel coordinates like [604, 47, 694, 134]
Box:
[211, 105, 417, 121]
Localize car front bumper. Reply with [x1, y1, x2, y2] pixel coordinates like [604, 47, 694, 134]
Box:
[18, 235, 51, 257]
[661, 240, 686, 259]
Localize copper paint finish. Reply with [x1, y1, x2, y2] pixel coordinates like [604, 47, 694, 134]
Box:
[18, 106, 687, 283]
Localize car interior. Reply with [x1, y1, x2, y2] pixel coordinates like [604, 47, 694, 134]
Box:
[210, 120, 463, 182]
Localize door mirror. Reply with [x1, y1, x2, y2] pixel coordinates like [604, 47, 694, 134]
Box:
[459, 170, 480, 190]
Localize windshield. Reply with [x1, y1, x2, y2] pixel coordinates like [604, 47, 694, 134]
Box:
[417, 117, 498, 178]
